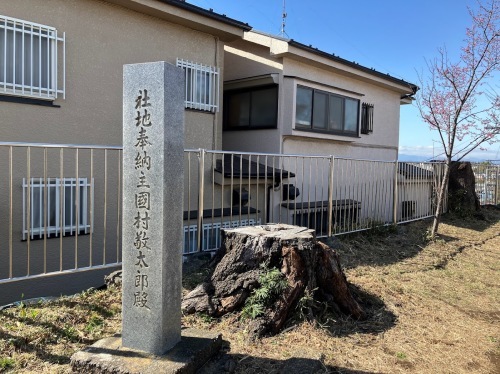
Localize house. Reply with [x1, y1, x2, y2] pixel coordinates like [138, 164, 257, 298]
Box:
[0, 0, 251, 305]
[222, 31, 418, 159]
[217, 31, 420, 232]
[0, 1, 428, 305]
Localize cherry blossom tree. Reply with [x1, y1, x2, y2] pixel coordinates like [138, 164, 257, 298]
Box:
[418, 0, 499, 237]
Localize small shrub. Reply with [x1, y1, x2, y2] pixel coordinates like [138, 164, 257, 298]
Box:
[85, 313, 104, 333]
[197, 313, 215, 324]
[29, 309, 40, 320]
[396, 351, 407, 360]
[242, 303, 265, 320]
[0, 357, 15, 370]
[295, 287, 317, 321]
[241, 263, 288, 320]
[61, 325, 78, 341]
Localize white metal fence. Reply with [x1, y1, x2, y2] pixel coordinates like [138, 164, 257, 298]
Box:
[0, 142, 447, 285]
[183, 149, 447, 253]
[471, 161, 499, 205]
[0, 142, 122, 285]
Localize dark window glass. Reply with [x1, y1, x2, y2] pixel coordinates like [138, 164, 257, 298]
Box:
[227, 91, 250, 127]
[295, 86, 313, 127]
[295, 85, 360, 136]
[328, 95, 343, 131]
[344, 98, 359, 132]
[361, 102, 374, 134]
[224, 85, 278, 130]
[312, 92, 328, 129]
[251, 87, 278, 127]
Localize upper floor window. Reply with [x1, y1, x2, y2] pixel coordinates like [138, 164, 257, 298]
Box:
[0, 15, 65, 100]
[176, 58, 219, 113]
[295, 85, 359, 136]
[361, 102, 374, 134]
[223, 85, 278, 130]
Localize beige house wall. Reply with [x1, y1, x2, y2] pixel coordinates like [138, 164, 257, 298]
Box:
[1, 0, 226, 149]
[222, 40, 283, 153]
[0, 0, 246, 304]
[283, 58, 402, 155]
[282, 137, 398, 161]
[222, 32, 409, 161]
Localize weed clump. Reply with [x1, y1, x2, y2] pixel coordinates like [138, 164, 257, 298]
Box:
[241, 263, 288, 320]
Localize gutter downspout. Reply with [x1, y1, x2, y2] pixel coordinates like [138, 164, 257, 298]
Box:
[213, 36, 219, 150]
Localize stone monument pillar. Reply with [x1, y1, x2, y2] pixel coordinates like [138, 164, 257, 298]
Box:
[122, 61, 184, 355]
[71, 62, 222, 372]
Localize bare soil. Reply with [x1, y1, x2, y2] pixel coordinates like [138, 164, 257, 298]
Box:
[1, 208, 499, 373]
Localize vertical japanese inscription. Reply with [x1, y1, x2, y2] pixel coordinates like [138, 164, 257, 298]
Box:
[132, 89, 152, 309]
[122, 61, 184, 355]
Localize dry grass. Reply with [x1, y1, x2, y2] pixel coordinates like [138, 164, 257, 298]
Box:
[1, 208, 499, 373]
[0, 287, 122, 373]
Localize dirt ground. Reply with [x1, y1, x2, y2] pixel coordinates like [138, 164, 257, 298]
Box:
[0, 207, 499, 373]
[186, 208, 500, 374]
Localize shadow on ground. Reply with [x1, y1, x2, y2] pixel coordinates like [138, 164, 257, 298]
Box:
[0, 289, 116, 367]
[199, 349, 382, 374]
[320, 206, 500, 271]
[441, 205, 499, 232]
[337, 285, 397, 336]
[280, 284, 397, 339]
[0, 322, 71, 366]
[320, 222, 430, 270]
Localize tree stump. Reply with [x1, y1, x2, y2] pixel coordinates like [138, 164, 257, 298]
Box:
[449, 161, 481, 214]
[182, 224, 364, 337]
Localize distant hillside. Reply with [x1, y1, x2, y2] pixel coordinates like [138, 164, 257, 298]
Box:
[398, 154, 433, 162]
[398, 153, 490, 163]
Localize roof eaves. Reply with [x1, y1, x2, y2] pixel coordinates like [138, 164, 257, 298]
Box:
[157, 0, 252, 31]
[288, 40, 419, 94]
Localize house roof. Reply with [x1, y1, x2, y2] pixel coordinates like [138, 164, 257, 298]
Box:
[156, 0, 252, 31]
[106, 0, 251, 41]
[112, 1, 417, 95]
[243, 30, 418, 97]
[287, 40, 418, 95]
[398, 162, 434, 179]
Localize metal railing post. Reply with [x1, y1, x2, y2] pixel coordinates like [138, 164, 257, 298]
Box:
[393, 160, 399, 224]
[197, 148, 205, 252]
[496, 164, 499, 205]
[327, 155, 334, 237]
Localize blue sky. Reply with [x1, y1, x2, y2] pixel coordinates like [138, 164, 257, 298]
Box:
[189, 0, 499, 161]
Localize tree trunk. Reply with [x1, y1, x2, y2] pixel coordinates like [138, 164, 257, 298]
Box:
[182, 224, 364, 338]
[448, 161, 481, 213]
[431, 159, 451, 238]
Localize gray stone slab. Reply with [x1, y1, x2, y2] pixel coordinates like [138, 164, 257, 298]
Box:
[122, 61, 184, 354]
[70, 328, 222, 374]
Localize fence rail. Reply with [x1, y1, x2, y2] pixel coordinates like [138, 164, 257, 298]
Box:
[0, 142, 447, 286]
[0, 142, 122, 285]
[471, 161, 500, 205]
[183, 149, 447, 254]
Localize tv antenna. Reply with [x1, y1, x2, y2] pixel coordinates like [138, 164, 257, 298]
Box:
[280, 0, 289, 38]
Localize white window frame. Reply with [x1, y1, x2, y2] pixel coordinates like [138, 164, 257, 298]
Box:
[295, 85, 360, 136]
[176, 58, 219, 113]
[22, 178, 92, 240]
[1, 14, 65, 100]
[183, 218, 260, 254]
